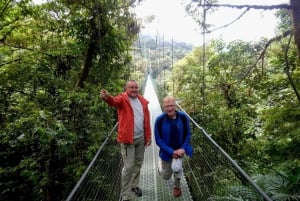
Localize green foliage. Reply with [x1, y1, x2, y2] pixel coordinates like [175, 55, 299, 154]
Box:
[254, 168, 300, 201]
[132, 35, 193, 80]
[171, 40, 263, 158]
[0, 0, 138, 200]
[161, 10, 300, 197]
[260, 104, 300, 163]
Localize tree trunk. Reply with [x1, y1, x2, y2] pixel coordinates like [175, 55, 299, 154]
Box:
[75, 38, 97, 89]
[75, 15, 98, 89]
[290, 0, 300, 63]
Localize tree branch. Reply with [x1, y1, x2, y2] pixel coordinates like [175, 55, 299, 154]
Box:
[283, 34, 300, 102]
[0, 58, 22, 68]
[237, 30, 293, 85]
[206, 8, 250, 33]
[202, 4, 292, 10]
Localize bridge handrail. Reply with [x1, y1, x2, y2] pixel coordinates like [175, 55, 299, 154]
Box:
[65, 77, 273, 201]
[65, 123, 118, 201]
[176, 104, 272, 201]
[153, 77, 272, 200]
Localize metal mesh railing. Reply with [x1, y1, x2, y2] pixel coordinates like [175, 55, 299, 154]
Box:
[65, 123, 122, 201]
[65, 77, 273, 201]
[153, 76, 272, 201]
[179, 104, 272, 201]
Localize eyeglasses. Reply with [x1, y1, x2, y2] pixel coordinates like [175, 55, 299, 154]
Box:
[164, 105, 176, 108]
[127, 86, 138, 89]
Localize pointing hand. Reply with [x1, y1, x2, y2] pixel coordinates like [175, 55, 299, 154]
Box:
[100, 89, 109, 99]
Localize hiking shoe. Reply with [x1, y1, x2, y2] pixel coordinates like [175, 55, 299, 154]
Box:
[173, 187, 182, 197]
[132, 187, 142, 197]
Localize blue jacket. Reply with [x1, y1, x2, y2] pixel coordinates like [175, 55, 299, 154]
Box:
[154, 111, 193, 162]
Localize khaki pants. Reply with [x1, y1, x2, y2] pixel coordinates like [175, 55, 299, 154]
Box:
[120, 136, 145, 200]
[158, 158, 182, 188]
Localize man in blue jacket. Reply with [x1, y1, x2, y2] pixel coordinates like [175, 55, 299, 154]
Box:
[154, 96, 193, 197]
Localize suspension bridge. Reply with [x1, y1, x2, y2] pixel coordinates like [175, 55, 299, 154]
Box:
[65, 75, 272, 201]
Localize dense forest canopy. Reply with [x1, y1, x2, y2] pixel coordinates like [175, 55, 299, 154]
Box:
[1, 0, 140, 200]
[166, 1, 300, 199]
[0, 0, 299, 200]
[137, 0, 300, 199]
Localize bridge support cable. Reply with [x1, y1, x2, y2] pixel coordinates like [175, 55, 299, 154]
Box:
[153, 78, 273, 201]
[65, 75, 272, 201]
[178, 105, 272, 201]
[64, 76, 193, 201]
[177, 104, 272, 201]
[65, 123, 121, 201]
[134, 76, 193, 201]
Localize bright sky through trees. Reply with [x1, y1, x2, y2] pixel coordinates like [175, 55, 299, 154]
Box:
[134, 0, 289, 45]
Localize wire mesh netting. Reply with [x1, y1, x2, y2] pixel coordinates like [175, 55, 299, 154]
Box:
[184, 128, 270, 201]
[65, 76, 272, 201]
[65, 125, 122, 201]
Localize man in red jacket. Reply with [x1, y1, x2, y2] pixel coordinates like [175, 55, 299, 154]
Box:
[100, 80, 151, 201]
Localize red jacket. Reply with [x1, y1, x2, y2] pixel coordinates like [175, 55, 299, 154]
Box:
[105, 92, 151, 144]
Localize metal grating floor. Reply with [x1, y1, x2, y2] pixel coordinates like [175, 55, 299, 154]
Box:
[132, 141, 193, 201]
[133, 77, 193, 201]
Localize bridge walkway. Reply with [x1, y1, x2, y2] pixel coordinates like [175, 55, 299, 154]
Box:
[132, 78, 193, 201]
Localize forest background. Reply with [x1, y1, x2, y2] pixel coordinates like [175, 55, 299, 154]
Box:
[0, 0, 299, 201]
